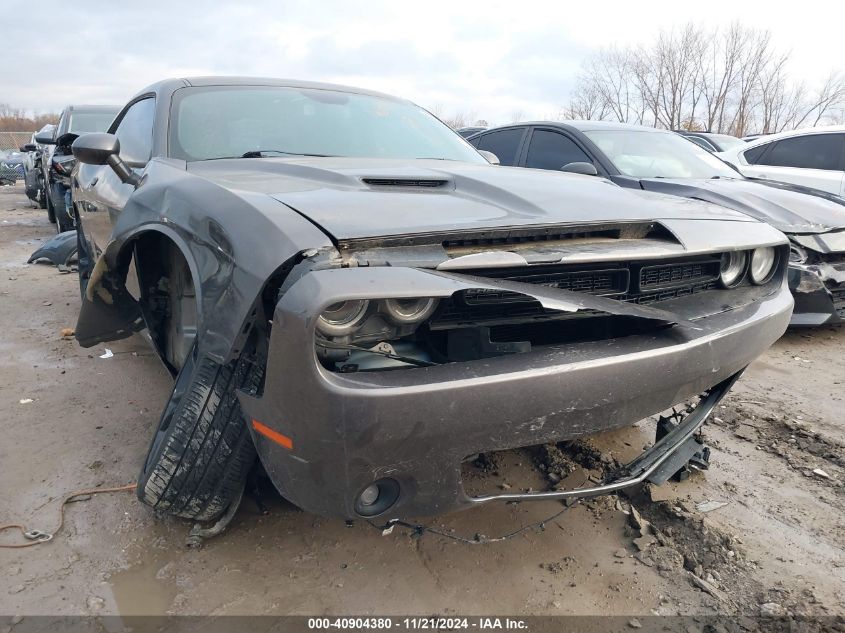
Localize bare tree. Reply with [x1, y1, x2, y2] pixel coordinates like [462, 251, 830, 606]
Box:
[564, 22, 844, 136]
[564, 81, 610, 120]
[794, 72, 845, 127]
[0, 104, 60, 132]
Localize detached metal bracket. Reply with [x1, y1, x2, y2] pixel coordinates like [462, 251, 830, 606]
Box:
[468, 371, 741, 505]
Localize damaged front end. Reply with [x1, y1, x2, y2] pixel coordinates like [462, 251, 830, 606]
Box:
[787, 231, 845, 326]
[238, 223, 793, 520]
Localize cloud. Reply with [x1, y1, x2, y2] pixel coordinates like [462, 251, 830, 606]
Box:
[2, 0, 841, 127]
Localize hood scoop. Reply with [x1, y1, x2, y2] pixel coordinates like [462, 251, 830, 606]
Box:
[362, 177, 450, 189]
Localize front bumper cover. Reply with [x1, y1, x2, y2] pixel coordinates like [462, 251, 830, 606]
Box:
[239, 266, 793, 519]
[788, 262, 845, 326]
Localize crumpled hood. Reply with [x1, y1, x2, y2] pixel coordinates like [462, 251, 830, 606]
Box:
[639, 177, 845, 235]
[187, 158, 754, 241]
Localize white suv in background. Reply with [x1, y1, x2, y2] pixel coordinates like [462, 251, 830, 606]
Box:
[716, 126, 845, 196]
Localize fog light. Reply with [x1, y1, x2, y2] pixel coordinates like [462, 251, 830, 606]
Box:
[719, 251, 747, 288]
[749, 247, 777, 284]
[354, 478, 400, 516]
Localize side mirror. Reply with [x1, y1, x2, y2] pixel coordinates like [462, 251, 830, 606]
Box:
[72, 133, 139, 186]
[34, 131, 56, 145]
[20, 144, 36, 152]
[478, 150, 500, 165]
[561, 162, 598, 176]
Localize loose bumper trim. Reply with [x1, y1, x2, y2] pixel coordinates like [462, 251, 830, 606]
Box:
[468, 372, 738, 505]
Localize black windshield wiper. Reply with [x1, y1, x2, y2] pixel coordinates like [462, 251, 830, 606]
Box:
[241, 150, 333, 158]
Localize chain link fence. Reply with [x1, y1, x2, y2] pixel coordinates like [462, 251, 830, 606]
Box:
[0, 131, 34, 152]
[0, 132, 35, 183]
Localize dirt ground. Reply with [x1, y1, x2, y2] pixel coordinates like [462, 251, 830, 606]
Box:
[1, 182, 844, 623]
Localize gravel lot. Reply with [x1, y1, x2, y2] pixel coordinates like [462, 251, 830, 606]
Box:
[1, 183, 844, 621]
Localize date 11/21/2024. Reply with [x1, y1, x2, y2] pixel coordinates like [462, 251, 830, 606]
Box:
[307, 617, 529, 630]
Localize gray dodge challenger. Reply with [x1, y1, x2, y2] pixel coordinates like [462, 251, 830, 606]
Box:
[69, 77, 792, 524]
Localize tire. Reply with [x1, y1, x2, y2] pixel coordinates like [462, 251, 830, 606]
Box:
[53, 184, 73, 233]
[39, 187, 48, 210]
[45, 190, 56, 223]
[137, 343, 264, 521]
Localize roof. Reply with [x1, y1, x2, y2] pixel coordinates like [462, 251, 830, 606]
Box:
[131, 76, 401, 103]
[741, 124, 845, 150]
[64, 104, 121, 113]
[476, 120, 671, 134]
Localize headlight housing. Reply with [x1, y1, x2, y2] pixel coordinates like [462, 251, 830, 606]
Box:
[749, 247, 777, 284]
[315, 297, 440, 342]
[383, 297, 438, 324]
[719, 251, 748, 288]
[316, 299, 370, 336]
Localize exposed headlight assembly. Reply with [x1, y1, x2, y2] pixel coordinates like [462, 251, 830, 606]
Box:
[382, 297, 438, 324]
[749, 247, 777, 284]
[316, 299, 370, 336]
[719, 251, 748, 288]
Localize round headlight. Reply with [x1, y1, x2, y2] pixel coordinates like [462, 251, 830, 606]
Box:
[749, 247, 777, 284]
[382, 297, 438, 324]
[719, 251, 748, 288]
[316, 299, 370, 336]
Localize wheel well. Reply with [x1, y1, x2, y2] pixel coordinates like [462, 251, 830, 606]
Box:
[132, 232, 199, 375]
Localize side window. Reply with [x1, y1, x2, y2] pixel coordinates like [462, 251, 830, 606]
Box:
[757, 134, 843, 171]
[525, 129, 592, 170]
[474, 129, 525, 166]
[114, 98, 156, 165]
[742, 143, 769, 165]
[467, 136, 481, 148]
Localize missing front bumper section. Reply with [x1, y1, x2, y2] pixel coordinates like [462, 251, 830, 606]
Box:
[467, 371, 740, 506]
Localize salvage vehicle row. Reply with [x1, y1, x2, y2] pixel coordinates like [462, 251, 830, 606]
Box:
[470, 122, 845, 326]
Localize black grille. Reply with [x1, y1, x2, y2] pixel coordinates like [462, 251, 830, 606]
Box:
[829, 284, 845, 317]
[464, 265, 629, 298]
[640, 260, 720, 289]
[430, 256, 723, 329]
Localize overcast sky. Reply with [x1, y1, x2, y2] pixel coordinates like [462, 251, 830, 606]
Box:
[3, 0, 843, 125]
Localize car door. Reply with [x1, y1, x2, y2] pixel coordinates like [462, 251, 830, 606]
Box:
[740, 132, 845, 196]
[468, 127, 528, 166]
[75, 97, 156, 255]
[521, 127, 595, 172]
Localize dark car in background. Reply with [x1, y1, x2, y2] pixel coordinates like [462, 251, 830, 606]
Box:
[675, 131, 745, 153]
[20, 124, 55, 207]
[68, 77, 790, 526]
[468, 121, 845, 326]
[34, 105, 119, 231]
[0, 150, 25, 185]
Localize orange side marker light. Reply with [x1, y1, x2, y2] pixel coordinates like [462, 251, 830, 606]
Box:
[252, 419, 293, 450]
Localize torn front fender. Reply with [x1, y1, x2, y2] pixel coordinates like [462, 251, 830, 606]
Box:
[75, 250, 145, 347]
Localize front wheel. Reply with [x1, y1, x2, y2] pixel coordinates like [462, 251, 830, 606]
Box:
[45, 189, 56, 223]
[137, 342, 264, 521]
[53, 184, 73, 232]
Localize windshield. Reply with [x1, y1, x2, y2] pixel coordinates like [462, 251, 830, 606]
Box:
[169, 86, 485, 163]
[68, 111, 118, 134]
[583, 129, 739, 179]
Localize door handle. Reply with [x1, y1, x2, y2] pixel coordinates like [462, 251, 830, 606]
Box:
[89, 177, 99, 187]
